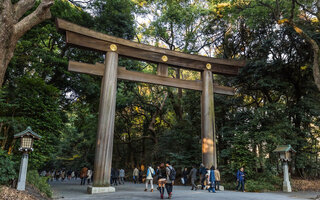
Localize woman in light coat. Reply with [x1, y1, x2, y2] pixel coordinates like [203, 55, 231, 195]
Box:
[145, 164, 155, 192]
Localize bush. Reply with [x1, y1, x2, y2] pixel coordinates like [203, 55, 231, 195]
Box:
[0, 150, 17, 185]
[245, 179, 279, 192]
[27, 170, 52, 197]
[222, 173, 282, 192]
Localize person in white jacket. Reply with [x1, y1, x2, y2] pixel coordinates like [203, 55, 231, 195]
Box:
[87, 169, 92, 185]
[145, 164, 155, 192]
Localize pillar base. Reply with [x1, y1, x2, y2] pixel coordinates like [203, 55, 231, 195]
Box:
[87, 186, 115, 194]
[218, 185, 224, 191]
[283, 181, 292, 192]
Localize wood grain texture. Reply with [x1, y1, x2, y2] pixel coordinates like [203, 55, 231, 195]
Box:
[157, 63, 168, 77]
[68, 61, 235, 95]
[93, 52, 118, 187]
[201, 70, 216, 169]
[57, 19, 246, 75]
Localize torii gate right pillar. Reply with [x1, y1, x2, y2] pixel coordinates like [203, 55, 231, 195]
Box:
[88, 52, 118, 194]
[201, 69, 217, 169]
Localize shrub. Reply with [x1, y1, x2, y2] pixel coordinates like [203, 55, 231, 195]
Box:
[27, 170, 52, 197]
[245, 179, 278, 192]
[0, 150, 17, 185]
[222, 173, 282, 192]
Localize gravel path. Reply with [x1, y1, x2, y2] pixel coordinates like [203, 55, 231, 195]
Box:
[50, 179, 318, 200]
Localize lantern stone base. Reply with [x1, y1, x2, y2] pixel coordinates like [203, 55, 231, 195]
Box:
[283, 181, 292, 192]
[87, 186, 115, 194]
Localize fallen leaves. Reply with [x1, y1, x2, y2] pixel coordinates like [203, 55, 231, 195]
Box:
[291, 179, 320, 192]
[0, 186, 37, 200]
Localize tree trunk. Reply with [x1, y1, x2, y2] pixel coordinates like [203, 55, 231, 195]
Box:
[0, 0, 54, 87]
[296, 26, 320, 91]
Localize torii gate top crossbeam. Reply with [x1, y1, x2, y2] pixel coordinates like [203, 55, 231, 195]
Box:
[56, 18, 246, 76]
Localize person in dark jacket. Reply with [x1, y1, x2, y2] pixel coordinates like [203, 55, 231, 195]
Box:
[165, 161, 174, 199]
[199, 163, 207, 190]
[139, 170, 143, 183]
[208, 166, 216, 193]
[189, 165, 198, 190]
[157, 163, 167, 199]
[182, 168, 188, 186]
[236, 167, 245, 192]
[111, 168, 117, 186]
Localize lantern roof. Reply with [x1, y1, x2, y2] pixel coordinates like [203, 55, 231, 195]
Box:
[14, 126, 41, 140]
[273, 145, 296, 153]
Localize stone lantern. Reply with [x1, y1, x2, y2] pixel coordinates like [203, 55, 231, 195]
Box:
[14, 126, 41, 191]
[273, 145, 296, 192]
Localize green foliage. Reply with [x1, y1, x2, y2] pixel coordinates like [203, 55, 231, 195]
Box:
[158, 120, 201, 169]
[27, 170, 52, 198]
[0, 150, 17, 186]
[223, 173, 282, 192]
[92, 0, 135, 38]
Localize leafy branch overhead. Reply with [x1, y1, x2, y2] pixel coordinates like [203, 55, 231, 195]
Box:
[0, 0, 54, 88]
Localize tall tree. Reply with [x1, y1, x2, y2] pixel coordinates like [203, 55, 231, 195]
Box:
[0, 0, 54, 87]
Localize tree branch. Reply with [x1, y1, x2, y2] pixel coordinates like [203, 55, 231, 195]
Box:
[295, 0, 317, 16]
[283, 20, 320, 90]
[13, 0, 54, 40]
[13, 0, 36, 21]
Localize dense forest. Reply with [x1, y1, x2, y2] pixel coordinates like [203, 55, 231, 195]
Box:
[0, 0, 320, 191]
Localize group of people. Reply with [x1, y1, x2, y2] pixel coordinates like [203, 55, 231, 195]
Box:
[111, 168, 126, 186]
[43, 164, 246, 199]
[131, 163, 246, 199]
[79, 166, 93, 185]
[133, 161, 175, 199]
[182, 164, 221, 192]
[40, 169, 79, 182]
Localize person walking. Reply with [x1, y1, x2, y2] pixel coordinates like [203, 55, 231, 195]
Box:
[214, 167, 221, 191]
[189, 165, 198, 190]
[165, 161, 175, 199]
[51, 170, 55, 182]
[208, 166, 216, 193]
[111, 168, 118, 186]
[182, 168, 188, 186]
[67, 170, 72, 180]
[236, 167, 245, 192]
[80, 166, 88, 185]
[199, 163, 207, 190]
[71, 171, 75, 180]
[157, 163, 167, 199]
[61, 170, 66, 182]
[119, 168, 125, 184]
[133, 167, 139, 184]
[145, 164, 155, 192]
[55, 170, 60, 181]
[139, 169, 143, 183]
[87, 168, 93, 185]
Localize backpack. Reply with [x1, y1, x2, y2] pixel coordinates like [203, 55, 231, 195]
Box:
[152, 168, 156, 177]
[168, 166, 176, 181]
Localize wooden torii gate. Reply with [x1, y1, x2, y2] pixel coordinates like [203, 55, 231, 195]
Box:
[56, 18, 246, 193]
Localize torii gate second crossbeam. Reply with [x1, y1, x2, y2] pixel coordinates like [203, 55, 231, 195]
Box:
[56, 18, 246, 194]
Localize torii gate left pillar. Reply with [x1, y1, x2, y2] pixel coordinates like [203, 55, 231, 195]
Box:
[88, 52, 118, 194]
[202, 69, 217, 169]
